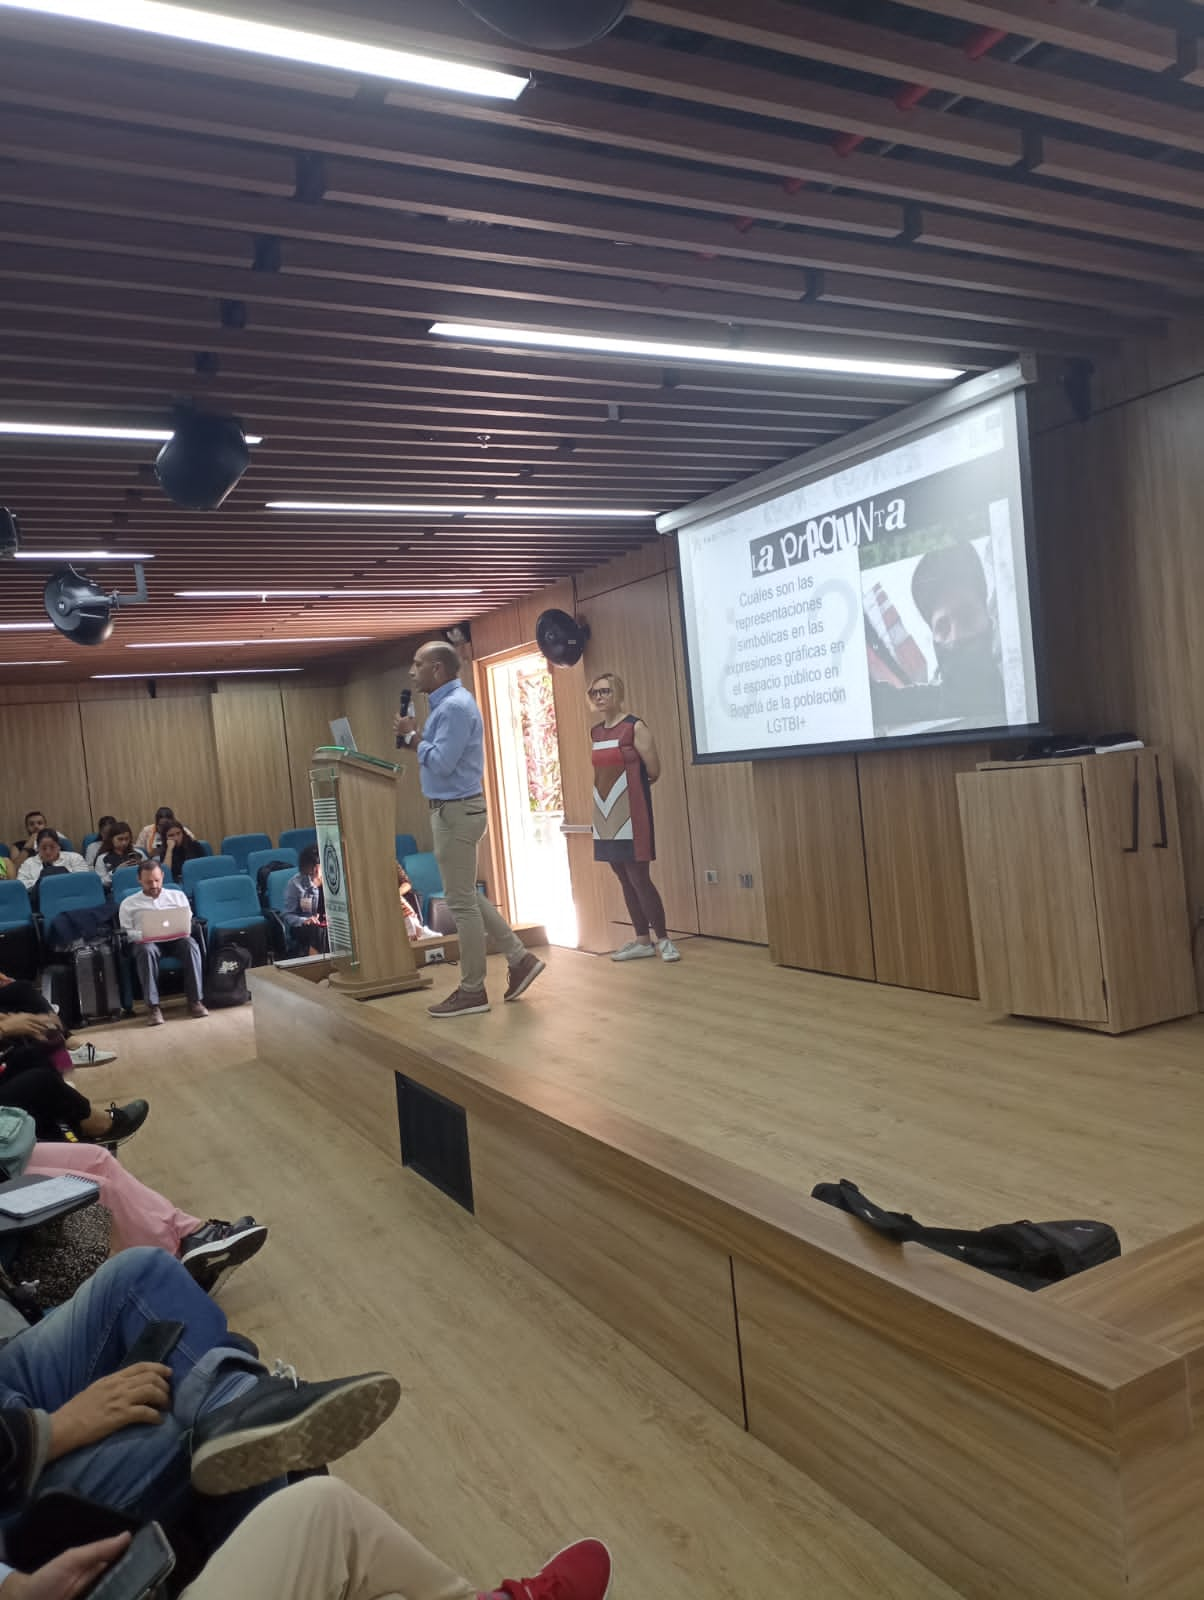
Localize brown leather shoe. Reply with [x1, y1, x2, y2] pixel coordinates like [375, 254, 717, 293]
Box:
[428, 987, 490, 1019]
[504, 952, 546, 1002]
[147, 1006, 165, 1027]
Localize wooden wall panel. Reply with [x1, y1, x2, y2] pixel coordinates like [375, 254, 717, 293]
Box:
[578, 571, 700, 937]
[211, 684, 294, 841]
[667, 567, 766, 944]
[280, 682, 348, 830]
[0, 700, 92, 851]
[80, 693, 225, 846]
[472, 1112, 745, 1423]
[575, 540, 670, 602]
[858, 744, 990, 998]
[1033, 337, 1204, 1006]
[340, 639, 433, 854]
[752, 756, 875, 979]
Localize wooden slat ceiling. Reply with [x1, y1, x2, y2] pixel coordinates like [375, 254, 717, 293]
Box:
[0, 0, 1201, 678]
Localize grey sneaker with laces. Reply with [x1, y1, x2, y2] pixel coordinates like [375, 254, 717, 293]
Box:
[190, 1362, 401, 1495]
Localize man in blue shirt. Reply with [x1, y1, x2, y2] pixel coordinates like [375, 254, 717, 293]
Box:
[395, 641, 545, 1018]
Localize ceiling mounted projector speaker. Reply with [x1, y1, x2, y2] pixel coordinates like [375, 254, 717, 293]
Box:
[457, 0, 629, 49]
[536, 607, 590, 668]
[44, 567, 116, 647]
[155, 412, 250, 510]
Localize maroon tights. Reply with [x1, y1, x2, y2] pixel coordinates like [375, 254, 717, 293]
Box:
[608, 860, 667, 942]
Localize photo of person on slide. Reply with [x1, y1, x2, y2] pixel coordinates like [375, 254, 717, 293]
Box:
[865, 540, 1006, 734]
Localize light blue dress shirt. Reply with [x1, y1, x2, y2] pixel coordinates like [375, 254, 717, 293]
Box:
[417, 679, 485, 801]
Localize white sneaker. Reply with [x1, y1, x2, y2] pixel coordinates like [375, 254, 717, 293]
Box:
[657, 939, 681, 962]
[610, 941, 656, 962]
[69, 1043, 117, 1067]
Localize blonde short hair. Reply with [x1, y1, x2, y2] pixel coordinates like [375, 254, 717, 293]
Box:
[587, 671, 625, 703]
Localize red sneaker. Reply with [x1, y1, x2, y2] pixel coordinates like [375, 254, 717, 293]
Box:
[493, 1538, 612, 1600]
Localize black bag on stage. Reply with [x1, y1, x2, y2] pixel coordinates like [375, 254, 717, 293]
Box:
[811, 1178, 1120, 1291]
[204, 943, 251, 1009]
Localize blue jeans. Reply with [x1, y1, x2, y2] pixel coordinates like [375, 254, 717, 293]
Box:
[0, 1249, 265, 1522]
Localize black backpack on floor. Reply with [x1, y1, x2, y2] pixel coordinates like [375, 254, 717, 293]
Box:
[204, 943, 251, 1008]
[812, 1178, 1120, 1291]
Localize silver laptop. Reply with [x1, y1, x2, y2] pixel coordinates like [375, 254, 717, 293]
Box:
[133, 904, 192, 942]
[329, 717, 357, 751]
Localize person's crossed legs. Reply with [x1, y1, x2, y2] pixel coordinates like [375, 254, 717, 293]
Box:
[0, 1249, 399, 1526]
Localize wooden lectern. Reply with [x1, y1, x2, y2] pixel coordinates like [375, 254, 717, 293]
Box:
[309, 748, 430, 1000]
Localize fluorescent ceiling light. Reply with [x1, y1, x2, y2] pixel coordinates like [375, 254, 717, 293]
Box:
[14, 550, 154, 561]
[0, 1, 527, 98]
[92, 668, 304, 679]
[265, 501, 655, 518]
[0, 660, 68, 666]
[175, 588, 481, 598]
[428, 323, 964, 383]
[0, 622, 54, 631]
[126, 636, 369, 648]
[0, 421, 263, 444]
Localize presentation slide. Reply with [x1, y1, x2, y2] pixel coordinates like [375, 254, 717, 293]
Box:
[677, 391, 1041, 761]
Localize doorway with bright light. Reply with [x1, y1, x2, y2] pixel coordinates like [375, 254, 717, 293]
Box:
[484, 650, 578, 947]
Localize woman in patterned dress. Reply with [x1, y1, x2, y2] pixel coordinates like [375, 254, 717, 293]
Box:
[588, 672, 680, 963]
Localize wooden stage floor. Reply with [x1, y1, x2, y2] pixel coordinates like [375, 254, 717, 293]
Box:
[369, 938, 1204, 1255]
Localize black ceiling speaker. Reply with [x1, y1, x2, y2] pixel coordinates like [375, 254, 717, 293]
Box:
[44, 562, 149, 648]
[536, 607, 590, 668]
[457, 0, 629, 49]
[155, 412, 250, 510]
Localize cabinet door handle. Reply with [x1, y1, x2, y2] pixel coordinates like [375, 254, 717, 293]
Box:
[1153, 755, 1169, 849]
[1123, 758, 1140, 853]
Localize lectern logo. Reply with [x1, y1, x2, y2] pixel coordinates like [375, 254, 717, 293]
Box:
[323, 841, 342, 897]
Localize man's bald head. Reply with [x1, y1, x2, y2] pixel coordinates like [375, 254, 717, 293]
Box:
[412, 640, 462, 694]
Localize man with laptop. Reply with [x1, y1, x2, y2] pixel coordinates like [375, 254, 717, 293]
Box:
[117, 860, 207, 1027]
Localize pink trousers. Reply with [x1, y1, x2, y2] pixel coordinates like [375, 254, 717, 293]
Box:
[25, 1143, 203, 1254]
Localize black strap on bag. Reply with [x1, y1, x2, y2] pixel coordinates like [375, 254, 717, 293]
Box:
[812, 1179, 1119, 1291]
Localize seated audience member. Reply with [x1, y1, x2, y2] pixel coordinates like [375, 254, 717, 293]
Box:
[137, 805, 194, 857]
[9, 811, 68, 868]
[83, 816, 118, 867]
[283, 845, 328, 955]
[398, 865, 437, 942]
[0, 1247, 399, 1534]
[55, 1474, 613, 1600]
[16, 830, 88, 892]
[26, 1141, 267, 1289]
[94, 820, 147, 887]
[161, 817, 205, 879]
[118, 860, 207, 1026]
[0, 972, 116, 1069]
[0, 1013, 146, 1142]
[0, 855, 13, 881]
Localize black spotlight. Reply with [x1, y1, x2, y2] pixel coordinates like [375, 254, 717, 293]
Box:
[457, 0, 629, 49]
[44, 568, 117, 647]
[43, 561, 149, 648]
[155, 412, 250, 510]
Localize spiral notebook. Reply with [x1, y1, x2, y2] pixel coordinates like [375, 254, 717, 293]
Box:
[0, 1175, 99, 1218]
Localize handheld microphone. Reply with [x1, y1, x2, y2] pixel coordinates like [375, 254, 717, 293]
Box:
[395, 688, 413, 748]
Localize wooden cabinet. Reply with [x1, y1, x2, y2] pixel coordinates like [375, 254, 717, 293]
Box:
[957, 751, 1196, 1032]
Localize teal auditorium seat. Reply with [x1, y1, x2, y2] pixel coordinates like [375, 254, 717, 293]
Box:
[82, 833, 100, 851]
[401, 851, 444, 922]
[278, 828, 316, 855]
[220, 833, 273, 872]
[195, 840, 214, 857]
[37, 872, 106, 923]
[193, 875, 269, 965]
[247, 848, 298, 900]
[264, 867, 299, 957]
[395, 833, 418, 863]
[181, 855, 238, 902]
[0, 881, 36, 978]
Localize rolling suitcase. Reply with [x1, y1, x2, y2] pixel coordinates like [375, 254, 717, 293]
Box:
[40, 963, 81, 1031]
[72, 938, 121, 1025]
